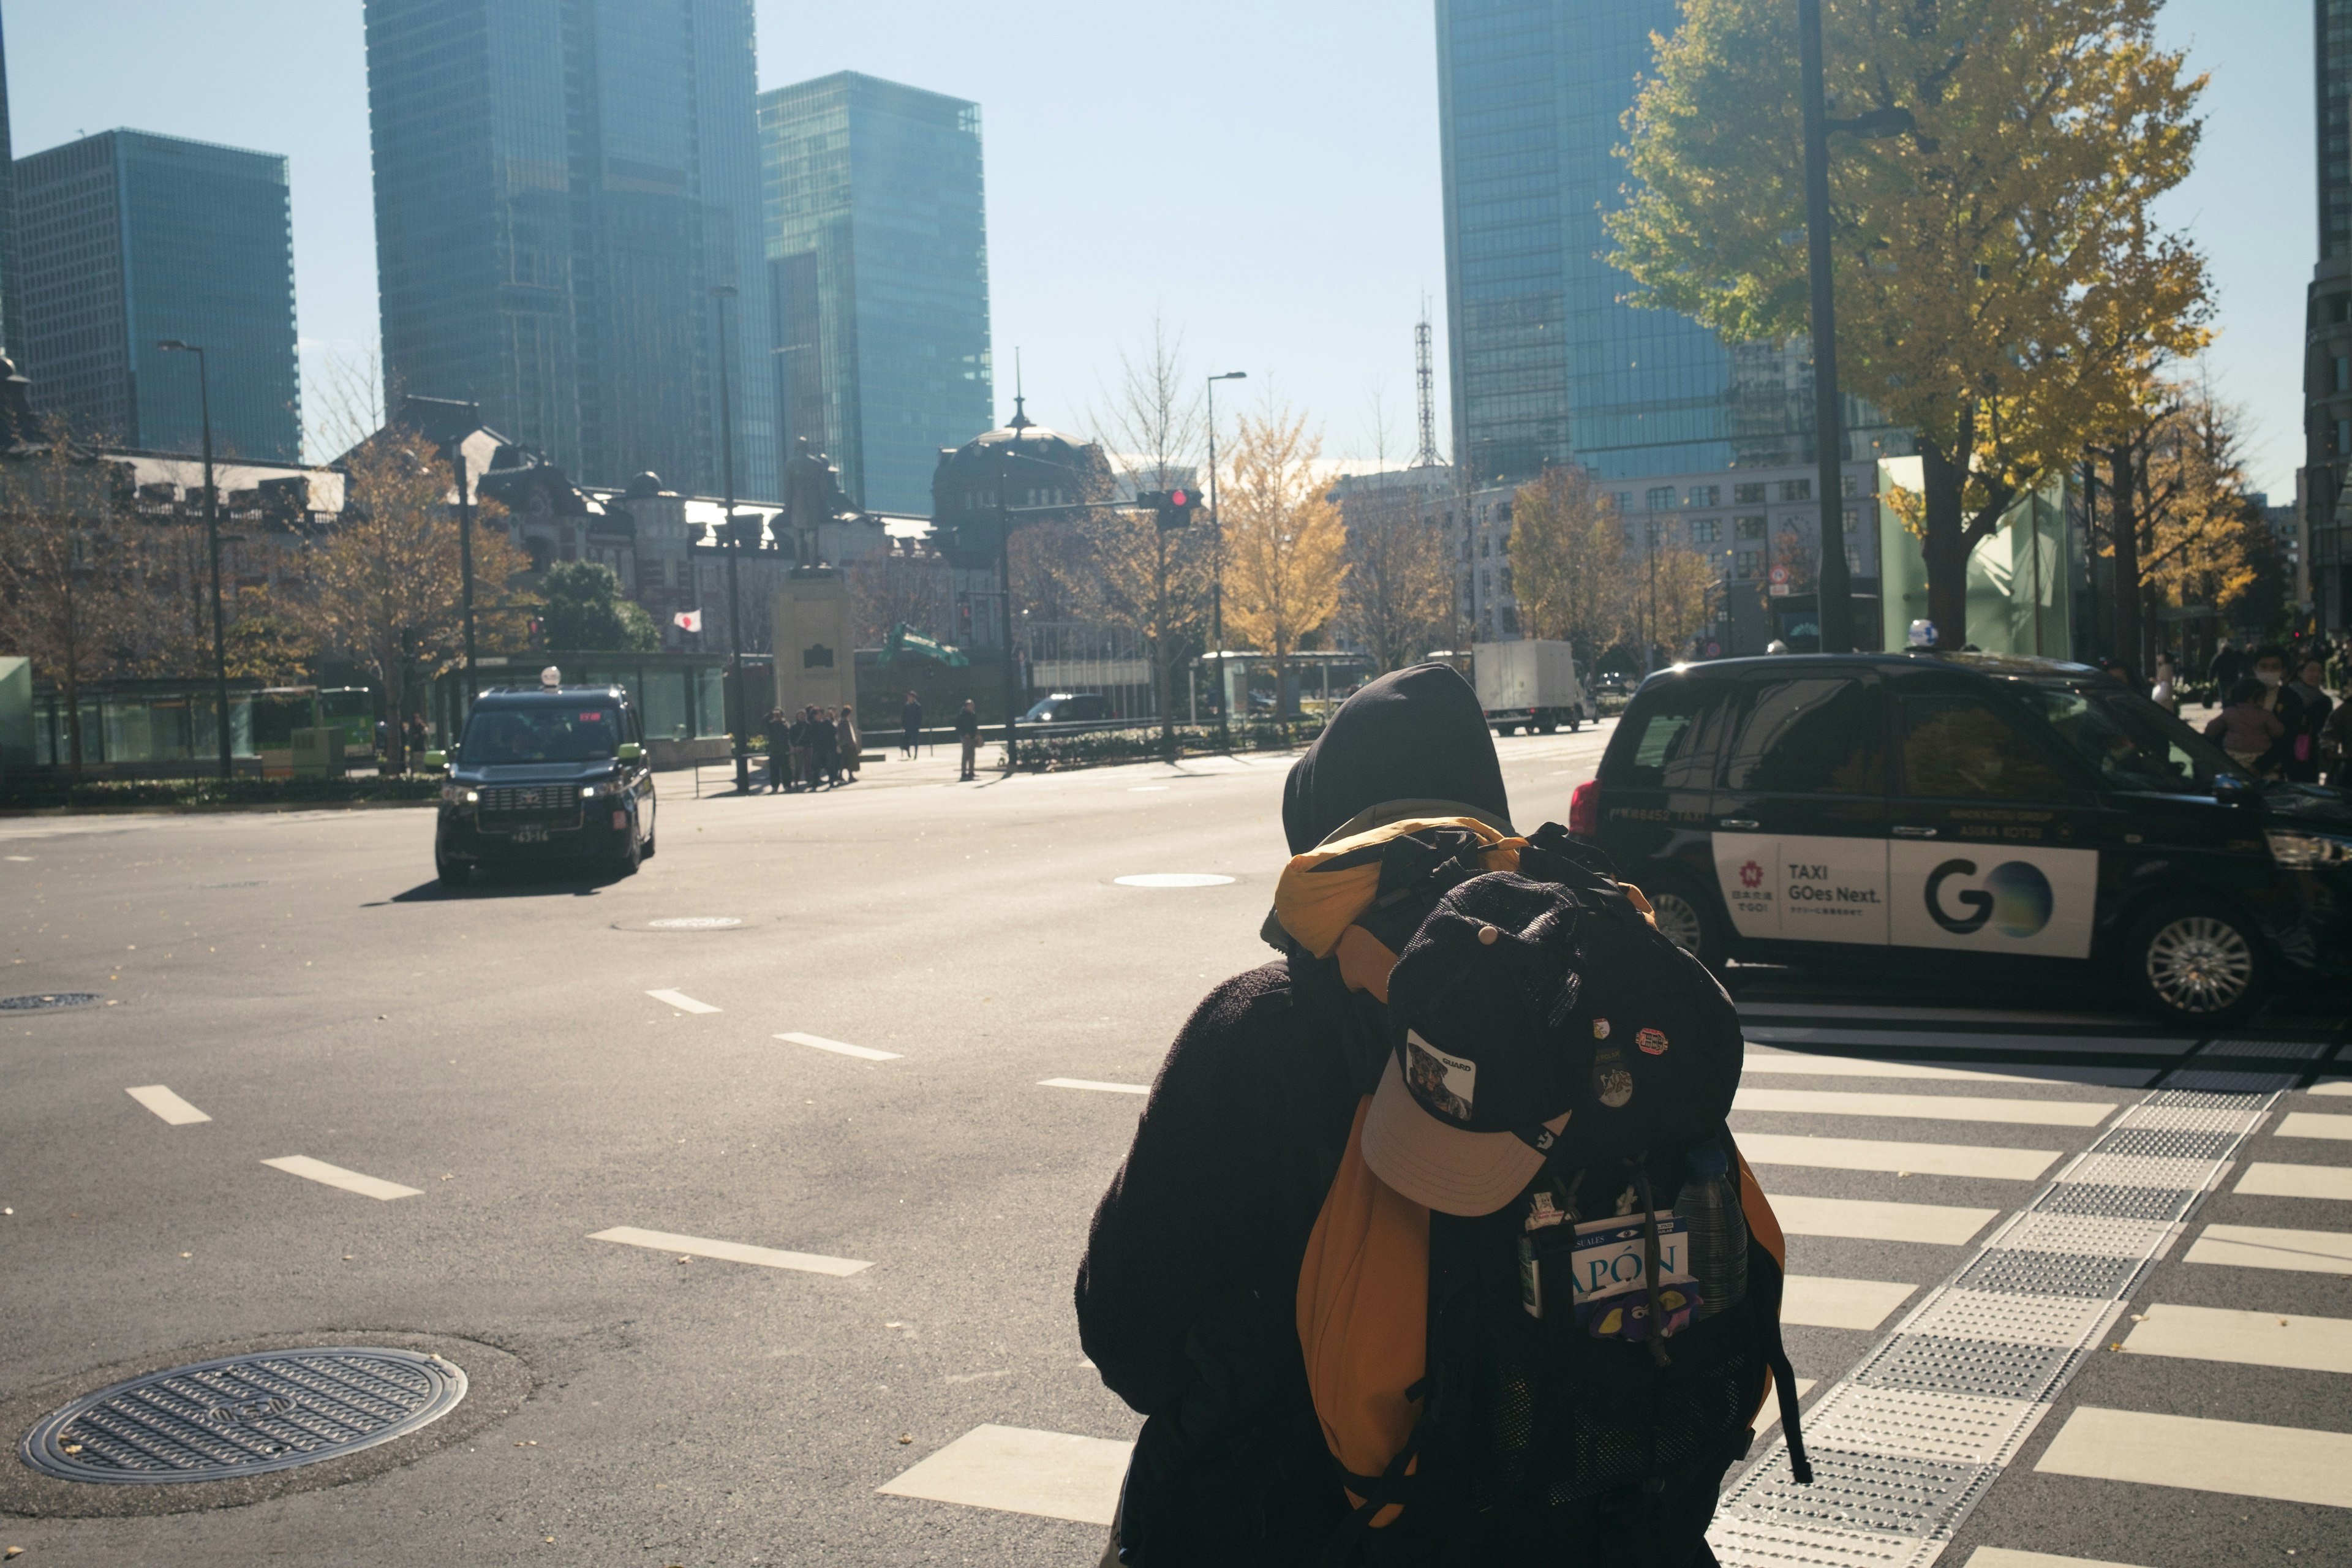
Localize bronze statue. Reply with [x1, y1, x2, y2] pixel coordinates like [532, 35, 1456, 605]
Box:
[781, 436, 855, 570]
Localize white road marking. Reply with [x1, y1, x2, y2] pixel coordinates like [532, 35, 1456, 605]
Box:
[1738, 1003, 2149, 1027]
[2034, 1406, 2352, 1508]
[1734, 1087, 2116, 1127]
[589, 1226, 870, 1276]
[1113, 873, 1235, 888]
[1745, 1026, 2190, 1058]
[778, 1031, 900, 1061]
[2120, 1303, 2352, 1375]
[1779, 1276, 1917, 1330]
[2277, 1110, 2352, 1140]
[1966, 1550, 2149, 1568]
[2235, 1161, 2352, 1200]
[1736, 1131, 2058, 1181]
[647, 989, 720, 1014]
[126, 1085, 211, 1125]
[2309, 1078, 2351, 1096]
[1041, 1077, 1150, 1095]
[262, 1156, 421, 1201]
[2184, 1223, 2352, 1275]
[878, 1423, 1131, 1526]
[1767, 1194, 1999, 1246]
[1744, 1051, 2039, 1083]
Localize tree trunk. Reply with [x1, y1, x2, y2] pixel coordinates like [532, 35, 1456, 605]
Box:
[385, 660, 407, 775]
[1918, 437, 1971, 647]
[1153, 536, 1175, 751]
[2108, 443, 2143, 679]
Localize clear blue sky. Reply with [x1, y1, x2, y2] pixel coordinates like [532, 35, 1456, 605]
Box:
[2, 0, 2311, 494]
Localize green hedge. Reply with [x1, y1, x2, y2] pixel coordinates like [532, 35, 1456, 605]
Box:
[0, 775, 445, 812]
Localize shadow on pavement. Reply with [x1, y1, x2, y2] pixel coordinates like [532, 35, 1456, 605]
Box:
[380, 865, 623, 903]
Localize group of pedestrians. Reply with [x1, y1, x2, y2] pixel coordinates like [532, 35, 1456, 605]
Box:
[2199, 642, 2346, 785]
[760, 703, 861, 793]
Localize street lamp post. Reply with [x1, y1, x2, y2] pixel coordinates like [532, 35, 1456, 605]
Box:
[1205, 371, 1245, 749]
[451, 402, 481, 708]
[157, 340, 230, 781]
[1798, 0, 1852, 654]
[711, 284, 749, 793]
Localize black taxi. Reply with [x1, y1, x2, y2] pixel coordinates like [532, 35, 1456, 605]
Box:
[1570, 652, 2352, 1024]
[424, 680, 657, 886]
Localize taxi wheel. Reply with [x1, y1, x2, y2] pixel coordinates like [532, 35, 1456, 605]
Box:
[2124, 900, 2265, 1025]
[435, 852, 469, 889]
[1645, 878, 1728, 973]
[612, 821, 643, 878]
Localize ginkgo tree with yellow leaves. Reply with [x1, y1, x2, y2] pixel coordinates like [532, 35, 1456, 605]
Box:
[1609, 0, 2212, 644]
[1220, 409, 1346, 718]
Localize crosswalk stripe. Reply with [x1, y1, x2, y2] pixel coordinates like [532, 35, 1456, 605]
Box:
[1041, 1077, 1150, 1095]
[2034, 1405, 2352, 1508]
[2183, 1223, 2352, 1275]
[646, 989, 720, 1014]
[126, 1085, 211, 1125]
[2277, 1110, 2352, 1140]
[2234, 1161, 2352, 1200]
[877, 1423, 1131, 1525]
[261, 1155, 421, 1201]
[1744, 1051, 2040, 1083]
[2120, 1303, 2352, 1375]
[1779, 1276, 1917, 1330]
[589, 1226, 871, 1276]
[1965, 1550, 2149, 1568]
[2310, 1079, 2352, 1097]
[1736, 1131, 2058, 1180]
[1738, 1002, 2147, 1027]
[1767, 1193, 1999, 1246]
[1746, 1026, 2192, 1058]
[777, 1031, 900, 1061]
[1735, 1087, 2116, 1127]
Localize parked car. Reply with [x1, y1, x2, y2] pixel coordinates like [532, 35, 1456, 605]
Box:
[1020, 693, 1114, 724]
[1573, 652, 2352, 1024]
[425, 680, 655, 887]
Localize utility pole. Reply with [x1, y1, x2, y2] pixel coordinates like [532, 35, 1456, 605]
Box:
[1799, 0, 1852, 653]
[158, 340, 230, 780]
[1205, 371, 1246, 750]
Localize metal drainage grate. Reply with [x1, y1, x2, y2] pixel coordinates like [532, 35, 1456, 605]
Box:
[19, 1348, 466, 1484]
[0, 993, 99, 1013]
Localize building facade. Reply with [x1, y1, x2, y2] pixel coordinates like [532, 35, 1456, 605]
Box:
[361, 0, 776, 501]
[2302, 0, 2352, 630]
[13, 130, 301, 460]
[0, 1, 20, 360]
[758, 72, 993, 516]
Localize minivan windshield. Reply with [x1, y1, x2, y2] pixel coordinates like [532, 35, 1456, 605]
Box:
[2026, 682, 2236, 795]
[459, 703, 620, 766]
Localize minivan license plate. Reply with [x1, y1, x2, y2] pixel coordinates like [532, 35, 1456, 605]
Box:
[513, 824, 548, 844]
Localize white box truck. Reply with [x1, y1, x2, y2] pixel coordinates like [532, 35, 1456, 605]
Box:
[1472, 639, 1589, 735]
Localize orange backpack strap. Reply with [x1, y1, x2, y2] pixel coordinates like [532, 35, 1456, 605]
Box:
[1296, 1097, 1430, 1529]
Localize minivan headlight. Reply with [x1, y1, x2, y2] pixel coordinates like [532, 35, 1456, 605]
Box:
[2266, 829, 2352, 869]
[440, 783, 478, 805]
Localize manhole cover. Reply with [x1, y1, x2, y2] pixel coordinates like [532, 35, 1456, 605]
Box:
[1113, 874, 1236, 888]
[0, 993, 99, 1012]
[646, 916, 743, 930]
[18, 1348, 467, 1485]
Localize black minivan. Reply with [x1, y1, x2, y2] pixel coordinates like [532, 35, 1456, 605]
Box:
[1573, 652, 2352, 1024]
[426, 683, 657, 886]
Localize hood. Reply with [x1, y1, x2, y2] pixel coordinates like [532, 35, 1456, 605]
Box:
[2263, 782, 2352, 829]
[451, 759, 619, 786]
[1281, 663, 1510, 854]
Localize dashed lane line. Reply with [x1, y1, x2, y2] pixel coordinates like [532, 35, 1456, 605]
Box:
[1734, 1087, 2117, 1127]
[647, 989, 720, 1014]
[778, 1031, 900, 1061]
[2276, 1110, 2352, 1140]
[126, 1085, 211, 1125]
[1042, 1077, 1150, 1095]
[261, 1156, 422, 1201]
[2033, 1406, 2352, 1509]
[1738, 1131, 2059, 1181]
[878, 1423, 1131, 1526]
[2119, 1303, 2352, 1375]
[589, 1226, 871, 1276]
[2234, 1161, 2352, 1201]
[1766, 1193, 2000, 1246]
[1779, 1276, 1918, 1331]
[2182, 1223, 2352, 1275]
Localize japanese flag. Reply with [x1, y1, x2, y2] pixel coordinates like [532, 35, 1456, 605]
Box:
[674, 609, 703, 633]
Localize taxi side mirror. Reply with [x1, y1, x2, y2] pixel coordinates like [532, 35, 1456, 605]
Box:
[617, 742, 644, 762]
[420, 748, 447, 771]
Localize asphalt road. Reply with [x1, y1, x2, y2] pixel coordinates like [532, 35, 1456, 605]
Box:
[1, 726, 2345, 1567]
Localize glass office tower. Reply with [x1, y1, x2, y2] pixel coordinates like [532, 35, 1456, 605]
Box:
[13, 130, 301, 459]
[2302, 0, 2352, 630]
[362, 0, 775, 499]
[0, 1, 20, 361]
[758, 72, 993, 516]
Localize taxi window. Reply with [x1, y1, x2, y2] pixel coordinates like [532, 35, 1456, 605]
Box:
[1899, 693, 2082, 800]
[2029, 685, 2228, 795]
[1605, 681, 1730, 790]
[1722, 677, 1885, 795]
[458, 705, 620, 765]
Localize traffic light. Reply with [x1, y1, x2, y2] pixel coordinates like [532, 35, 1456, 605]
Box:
[1139, 487, 1204, 530]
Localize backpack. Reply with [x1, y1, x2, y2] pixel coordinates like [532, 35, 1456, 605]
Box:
[1284, 821, 1810, 1566]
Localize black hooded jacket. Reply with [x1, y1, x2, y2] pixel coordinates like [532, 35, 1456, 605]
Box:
[1074, 665, 1511, 1562]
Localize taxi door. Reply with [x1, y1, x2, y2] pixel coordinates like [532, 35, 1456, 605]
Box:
[1885, 684, 2100, 960]
[1709, 671, 1892, 952]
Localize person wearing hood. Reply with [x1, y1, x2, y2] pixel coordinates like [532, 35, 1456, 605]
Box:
[1076, 663, 1512, 1566]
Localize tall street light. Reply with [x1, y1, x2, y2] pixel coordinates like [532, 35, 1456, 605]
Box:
[451, 402, 481, 710]
[1798, 0, 1852, 654]
[157, 340, 231, 781]
[1205, 371, 1245, 749]
[710, 284, 749, 793]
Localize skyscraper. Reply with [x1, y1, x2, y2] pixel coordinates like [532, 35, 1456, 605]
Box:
[2302, 0, 2352, 630]
[758, 72, 992, 516]
[361, 0, 775, 499]
[13, 130, 301, 459]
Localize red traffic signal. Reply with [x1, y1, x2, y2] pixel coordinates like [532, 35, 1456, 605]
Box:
[1139, 488, 1203, 529]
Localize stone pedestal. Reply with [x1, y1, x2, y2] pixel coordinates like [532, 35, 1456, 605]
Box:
[773, 568, 856, 718]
